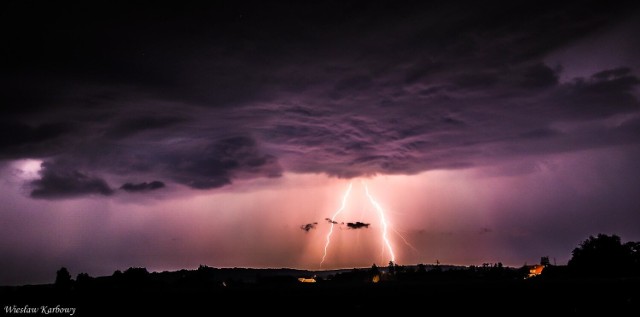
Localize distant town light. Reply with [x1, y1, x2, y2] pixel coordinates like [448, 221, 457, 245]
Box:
[298, 277, 316, 283]
[527, 265, 545, 278]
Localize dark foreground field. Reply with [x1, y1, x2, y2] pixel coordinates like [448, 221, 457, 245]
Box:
[2, 276, 639, 316]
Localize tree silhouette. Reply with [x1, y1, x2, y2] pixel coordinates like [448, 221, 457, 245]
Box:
[55, 267, 72, 289]
[122, 267, 150, 285]
[388, 261, 395, 276]
[370, 263, 380, 275]
[626, 241, 640, 267]
[369, 264, 381, 283]
[568, 234, 636, 276]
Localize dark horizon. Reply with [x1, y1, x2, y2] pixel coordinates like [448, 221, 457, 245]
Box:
[3, 234, 639, 315]
[0, 231, 630, 287]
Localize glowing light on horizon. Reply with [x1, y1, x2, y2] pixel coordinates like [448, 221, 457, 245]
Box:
[320, 182, 353, 268]
[364, 182, 396, 263]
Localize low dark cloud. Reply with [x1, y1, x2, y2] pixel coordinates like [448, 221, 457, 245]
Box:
[300, 222, 318, 232]
[30, 162, 114, 199]
[325, 218, 339, 225]
[346, 222, 370, 230]
[120, 181, 165, 193]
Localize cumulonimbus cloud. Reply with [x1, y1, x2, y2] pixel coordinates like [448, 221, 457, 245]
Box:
[0, 2, 638, 199]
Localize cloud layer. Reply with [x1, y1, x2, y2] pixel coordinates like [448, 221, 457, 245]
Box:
[1, 2, 639, 198]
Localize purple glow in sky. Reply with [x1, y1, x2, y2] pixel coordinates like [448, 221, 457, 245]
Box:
[1, 1, 640, 285]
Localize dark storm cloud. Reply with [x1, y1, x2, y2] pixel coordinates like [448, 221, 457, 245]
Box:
[120, 181, 165, 193]
[346, 222, 370, 229]
[256, 65, 639, 177]
[106, 116, 187, 139]
[1, 1, 639, 198]
[30, 162, 114, 199]
[0, 121, 74, 159]
[300, 222, 318, 232]
[165, 136, 282, 189]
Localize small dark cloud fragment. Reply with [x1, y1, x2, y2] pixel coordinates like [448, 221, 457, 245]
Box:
[30, 162, 114, 199]
[120, 181, 165, 193]
[346, 222, 370, 229]
[325, 218, 338, 224]
[300, 222, 318, 232]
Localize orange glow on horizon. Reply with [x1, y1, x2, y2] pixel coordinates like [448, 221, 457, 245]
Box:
[527, 265, 544, 278]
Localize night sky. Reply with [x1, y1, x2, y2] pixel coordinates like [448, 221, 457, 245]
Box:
[2, 1, 640, 285]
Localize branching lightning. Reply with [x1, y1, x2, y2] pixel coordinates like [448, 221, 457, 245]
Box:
[392, 227, 419, 253]
[364, 182, 396, 263]
[320, 182, 353, 267]
[320, 181, 404, 267]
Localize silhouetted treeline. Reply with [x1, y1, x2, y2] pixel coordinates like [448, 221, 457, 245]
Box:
[3, 233, 640, 314]
[46, 233, 640, 293]
[566, 234, 640, 277]
[38, 233, 640, 295]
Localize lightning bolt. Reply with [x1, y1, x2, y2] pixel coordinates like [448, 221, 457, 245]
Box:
[364, 182, 396, 263]
[320, 181, 404, 267]
[392, 227, 419, 253]
[320, 182, 353, 268]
